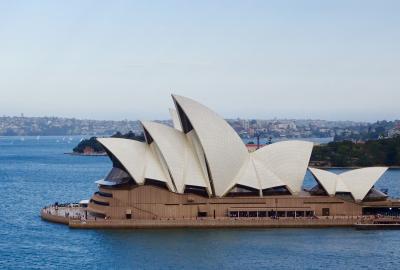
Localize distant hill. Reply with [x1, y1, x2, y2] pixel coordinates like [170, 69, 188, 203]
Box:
[311, 136, 400, 167]
[333, 120, 400, 142]
[0, 116, 148, 136]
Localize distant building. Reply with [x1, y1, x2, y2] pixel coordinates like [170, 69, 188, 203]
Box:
[388, 127, 400, 138]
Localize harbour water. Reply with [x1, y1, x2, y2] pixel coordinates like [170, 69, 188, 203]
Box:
[1, 136, 400, 269]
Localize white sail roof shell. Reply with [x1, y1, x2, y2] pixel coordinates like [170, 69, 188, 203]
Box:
[146, 142, 174, 190]
[340, 167, 387, 201]
[223, 155, 286, 196]
[97, 138, 147, 184]
[172, 95, 248, 196]
[335, 178, 351, 193]
[141, 121, 209, 194]
[309, 168, 339, 195]
[169, 108, 182, 131]
[252, 140, 313, 194]
[230, 157, 261, 191]
[97, 137, 170, 187]
[309, 167, 388, 200]
[251, 156, 286, 190]
[185, 130, 212, 192]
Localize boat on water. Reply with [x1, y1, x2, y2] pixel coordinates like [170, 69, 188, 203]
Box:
[355, 217, 400, 230]
[41, 95, 400, 229]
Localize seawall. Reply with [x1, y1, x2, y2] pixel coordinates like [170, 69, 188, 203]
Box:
[41, 210, 69, 225]
[68, 218, 355, 229]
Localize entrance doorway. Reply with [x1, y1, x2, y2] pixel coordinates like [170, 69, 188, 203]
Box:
[198, 211, 207, 217]
[125, 209, 132, 219]
[322, 208, 330, 216]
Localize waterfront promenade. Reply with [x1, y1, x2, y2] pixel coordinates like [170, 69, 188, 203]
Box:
[41, 205, 364, 229]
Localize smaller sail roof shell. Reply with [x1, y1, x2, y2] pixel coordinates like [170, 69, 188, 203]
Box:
[230, 157, 261, 192]
[309, 167, 388, 200]
[252, 140, 313, 194]
[169, 108, 182, 131]
[309, 168, 338, 195]
[141, 121, 209, 194]
[223, 155, 286, 196]
[97, 138, 147, 184]
[185, 130, 212, 192]
[97, 137, 170, 187]
[340, 167, 387, 201]
[251, 156, 285, 190]
[146, 142, 173, 190]
[335, 178, 351, 193]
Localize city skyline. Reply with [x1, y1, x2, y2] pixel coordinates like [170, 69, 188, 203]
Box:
[2, 113, 399, 139]
[1, 1, 399, 121]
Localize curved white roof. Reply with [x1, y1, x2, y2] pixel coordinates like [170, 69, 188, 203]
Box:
[172, 95, 248, 196]
[186, 130, 212, 193]
[169, 108, 182, 131]
[309, 168, 339, 195]
[309, 167, 388, 200]
[223, 155, 286, 196]
[335, 177, 351, 193]
[97, 138, 147, 184]
[340, 167, 387, 201]
[252, 140, 313, 194]
[252, 156, 286, 190]
[229, 157, 261, 192]
[98, 95, 318, 198]
[141, 121, 209, 193]
[146, 142, 174, 190]
[97, 137, 171, 188]
[142, 121, 186, 192]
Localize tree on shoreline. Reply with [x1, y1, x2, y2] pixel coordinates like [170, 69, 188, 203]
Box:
[73, 131, 145, 154]
[311, 136, 400, 167]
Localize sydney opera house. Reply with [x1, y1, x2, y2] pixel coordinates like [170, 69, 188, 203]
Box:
[42, 95, 400, 228]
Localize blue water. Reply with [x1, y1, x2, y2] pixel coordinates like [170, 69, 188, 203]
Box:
[1, 136, 400, 269]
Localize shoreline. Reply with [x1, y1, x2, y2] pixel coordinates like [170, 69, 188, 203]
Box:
[40, 208, 357, 229]
[314, 166, 400, 169]
[41, 206, 400, 230]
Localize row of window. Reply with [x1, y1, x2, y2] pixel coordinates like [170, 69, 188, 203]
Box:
[362, 207, 400, 216]
[229, 210, 315, 218]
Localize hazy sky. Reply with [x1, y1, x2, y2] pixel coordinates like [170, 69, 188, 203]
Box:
[0, 1, 399, 121]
